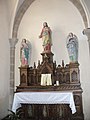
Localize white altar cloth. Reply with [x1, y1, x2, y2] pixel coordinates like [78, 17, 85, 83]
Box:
[41, 74, 52, 86]
[12, 92, 76, 114]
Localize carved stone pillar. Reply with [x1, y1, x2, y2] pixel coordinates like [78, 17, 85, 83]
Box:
[83, 28, 90, 54]
[9, 38, 18, 108]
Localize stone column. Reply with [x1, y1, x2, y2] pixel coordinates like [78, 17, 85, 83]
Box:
[83, 28, 90, 54]
[9, 38, 18, 109]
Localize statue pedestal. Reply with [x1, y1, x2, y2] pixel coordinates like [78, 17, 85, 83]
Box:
[19, 66, 30, 86]
[41, 52, 54, 63]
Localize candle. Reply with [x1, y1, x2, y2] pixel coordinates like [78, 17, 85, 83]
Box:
[56, 81, 59, 86]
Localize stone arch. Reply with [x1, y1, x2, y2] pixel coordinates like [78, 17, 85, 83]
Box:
[12, 0, 35, 38]
[69, 0, 88, 28]
[12, 0, 89, 38]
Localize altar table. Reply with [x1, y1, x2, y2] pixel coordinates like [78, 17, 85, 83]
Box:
[12, 91, 76, 114]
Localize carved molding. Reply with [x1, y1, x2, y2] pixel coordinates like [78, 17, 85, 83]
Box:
[83, 28, 90, 40]
[16, 84, 81, 92]
[83, 28, 90, 54]
[9, 38, 18, 48]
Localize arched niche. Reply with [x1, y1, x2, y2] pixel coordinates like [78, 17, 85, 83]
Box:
[12, 0, 89, 38]
[14, 0, 88, 87]
[10, 1, 90, 119]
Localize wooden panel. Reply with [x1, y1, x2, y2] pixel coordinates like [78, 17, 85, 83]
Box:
[16, 52, 84, 120]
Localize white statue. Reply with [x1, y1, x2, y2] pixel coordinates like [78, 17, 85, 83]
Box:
[66, 33, 78, 63]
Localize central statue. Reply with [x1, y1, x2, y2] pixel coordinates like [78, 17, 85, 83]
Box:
[39, 22, 52, 53]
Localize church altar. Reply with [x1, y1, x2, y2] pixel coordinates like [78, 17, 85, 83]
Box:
[15, 51, 84, 120]
[12, 91, 76, 114]
[15, 27, 84, 120]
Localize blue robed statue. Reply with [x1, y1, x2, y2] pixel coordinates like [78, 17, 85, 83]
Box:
[66, 32, 78, 63]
